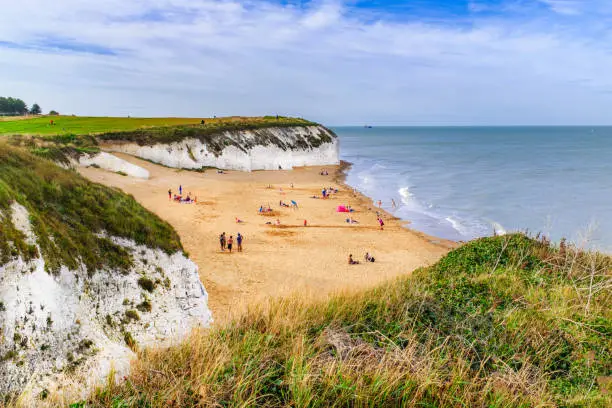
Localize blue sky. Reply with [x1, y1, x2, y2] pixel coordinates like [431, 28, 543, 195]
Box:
[1, 0, 611, 125]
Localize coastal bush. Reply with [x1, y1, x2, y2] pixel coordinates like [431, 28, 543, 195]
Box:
[0, 143, 182, 274]
[125, 310, 140, 321]
[137, 277, 155, 293]
[84, 234, 611, 407]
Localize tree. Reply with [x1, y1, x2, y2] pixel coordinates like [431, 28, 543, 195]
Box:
[0, 97, 28, 115]
[30, 103, 42, 115]
[49, 110, 59, 116]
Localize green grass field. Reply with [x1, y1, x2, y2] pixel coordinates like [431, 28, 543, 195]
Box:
[0, 115, 314, 136]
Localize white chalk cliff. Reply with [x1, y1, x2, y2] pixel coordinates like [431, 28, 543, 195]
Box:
[0, 203, 211, 398]
[78, 151, 150, 179]
[102, 125, 339, 171]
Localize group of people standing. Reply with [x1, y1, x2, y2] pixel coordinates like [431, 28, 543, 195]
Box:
[219, 232, 244, 253]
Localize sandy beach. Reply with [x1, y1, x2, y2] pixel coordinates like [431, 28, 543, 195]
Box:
[79, 154, 455, 323]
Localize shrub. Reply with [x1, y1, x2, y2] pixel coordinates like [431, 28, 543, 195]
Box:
[124, 310, 140, 321]
[136, 300, 152, 313]
[124, 332, 137, 352]
[137, 277, 155, 293]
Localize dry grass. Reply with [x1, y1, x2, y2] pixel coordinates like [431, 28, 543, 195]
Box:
[44, 234, 608, 408]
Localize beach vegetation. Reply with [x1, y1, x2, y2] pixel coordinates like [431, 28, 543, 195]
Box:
[136, 300, 152, 313]
[124, 332, 137, 352]
[0, 143, 183, 274]
[124, 310, 140, 321]
[84, 234, 611, 407]
[137, 277, 156, 293]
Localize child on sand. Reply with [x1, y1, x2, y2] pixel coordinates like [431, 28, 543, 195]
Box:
[348, 254, 359, 265]
[179, 185, 183, 196]
[378, 217, 384, 230]
[237, 233, 243, 252]
[168, 189, 172, 200]
[227, 235, 234, 253]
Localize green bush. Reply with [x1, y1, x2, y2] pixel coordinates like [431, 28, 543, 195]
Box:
[137, 277, 155, 293]
[125, 310, 140, 321]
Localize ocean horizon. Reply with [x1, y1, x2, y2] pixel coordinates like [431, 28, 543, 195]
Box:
[334, 126, 612, 252]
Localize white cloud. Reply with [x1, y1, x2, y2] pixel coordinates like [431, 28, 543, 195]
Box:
[538, 0, 582, 15]
[1, 0, 612, 124]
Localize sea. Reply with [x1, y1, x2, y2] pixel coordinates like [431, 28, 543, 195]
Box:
[334, 126, 612, 252]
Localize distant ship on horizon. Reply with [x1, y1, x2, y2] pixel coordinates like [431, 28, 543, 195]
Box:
[364, 125, 373, 128]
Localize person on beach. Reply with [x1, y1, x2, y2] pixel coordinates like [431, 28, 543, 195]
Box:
[168, 189, 172, 200]
[179, 185, 183, 196]
[220, 232, 226, 251]
[348, 254, 359, 265]
[322, 188, 327, 198]
[377, 200, 382, 208]
[227, 235, 234, 253]
[237, 233, 243, 252]
[365, 252, 375, 262]
[378, 217, 384, 230]
[304, 219, 308, 227]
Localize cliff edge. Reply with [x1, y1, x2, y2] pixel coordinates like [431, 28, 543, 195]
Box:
[99, 125, 339, 171]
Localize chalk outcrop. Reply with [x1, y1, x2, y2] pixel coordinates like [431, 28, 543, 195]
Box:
[78, 152, 150, 179]
[0, 203, 211, 397]
[103, 125, 339, 171]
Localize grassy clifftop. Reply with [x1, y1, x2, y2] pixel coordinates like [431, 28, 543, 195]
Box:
[86, 234, 611, 407]
[0, 143, 182, 273]
[0, 115, 330, 156]
[0, 116, 317, 137]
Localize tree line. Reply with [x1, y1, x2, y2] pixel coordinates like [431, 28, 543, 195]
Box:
[0, 96, 57, 116]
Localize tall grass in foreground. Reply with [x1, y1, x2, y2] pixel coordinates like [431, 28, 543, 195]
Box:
[68, 234, 609, 407]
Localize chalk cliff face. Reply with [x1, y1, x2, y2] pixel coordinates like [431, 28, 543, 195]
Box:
[78, 151, 150, 179]
[102, 125, 339, 171]
[0, 203, 211, 397]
